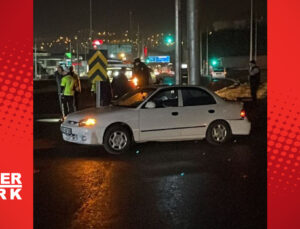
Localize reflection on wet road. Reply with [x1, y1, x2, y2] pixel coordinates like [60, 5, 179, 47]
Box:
[35, 133, 266, 229]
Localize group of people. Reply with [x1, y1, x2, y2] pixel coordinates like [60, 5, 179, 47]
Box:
[55, 58, 153, 117]
[111, 58, 152, 98]
[54, 65, 81, 117]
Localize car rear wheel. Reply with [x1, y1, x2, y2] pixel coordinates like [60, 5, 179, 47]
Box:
[206, 120, 232, 145]
[103, 125, 132, 155]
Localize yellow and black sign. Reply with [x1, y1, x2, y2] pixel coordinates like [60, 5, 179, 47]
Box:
[88, 50, 108, 83]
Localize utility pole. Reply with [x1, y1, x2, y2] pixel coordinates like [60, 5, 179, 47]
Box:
[76, 42, 80, 76]
[187, 0, 200, 85]
[69, 42, 72, 65]
[206, 28, 209, 75]
[129, 11, 133, 41]
[200, 31, 202, 75]
[89, 0, 93, 42]
[254, 18, 258, 61]
[175, 0, 182, 85]
[34, 42, 37, 79]
[137, 23, 140, 58]
[250, 0, 253, 61]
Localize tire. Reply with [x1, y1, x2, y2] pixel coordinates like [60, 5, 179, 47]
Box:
[206, 120, 232, 145]
[103, 125, 132, 155]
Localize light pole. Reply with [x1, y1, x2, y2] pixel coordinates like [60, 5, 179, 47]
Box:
[250, 0, 253, 61]
[89, 0, 93, 42]
[187, 0, 200, 85]
[75, 36, 80, 76]
[175, 0, 182, 85]
[206, 28, 209, 75]
[254, 18, 258, 61]
[34, 42, 38, 79]
[200, 31, 202, 75]
[69, 41, 72, 65]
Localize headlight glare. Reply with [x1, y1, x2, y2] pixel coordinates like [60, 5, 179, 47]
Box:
[79, 118, 96, 127]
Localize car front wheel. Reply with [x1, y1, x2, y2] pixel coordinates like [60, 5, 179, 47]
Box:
[103, 125, 132, 155]
[206, 120, 232, 145]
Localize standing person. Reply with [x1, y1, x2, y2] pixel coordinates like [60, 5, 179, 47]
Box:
[69, 66, 81, 111]
[133, 58, 151, 87]
[249, 60, 261, 102]
[111, 67, 130, 98]
[54, 65, 67, 117]
[60, 71, 78, 116]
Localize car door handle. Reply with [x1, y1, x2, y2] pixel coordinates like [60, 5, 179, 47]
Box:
[208, 109, 215, 113]
[172, 112, 179, 116]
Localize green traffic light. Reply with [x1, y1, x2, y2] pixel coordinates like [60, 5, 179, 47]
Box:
[65, 52, 72, 59]
[211, 59, 218, 66]
[164, 35, 174, 45]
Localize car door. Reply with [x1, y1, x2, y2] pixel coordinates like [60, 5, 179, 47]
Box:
[139, 88, 181, 141]
[179, 87, 218, 138]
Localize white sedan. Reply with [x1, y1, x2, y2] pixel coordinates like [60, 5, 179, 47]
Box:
[60, 86, 251, 154]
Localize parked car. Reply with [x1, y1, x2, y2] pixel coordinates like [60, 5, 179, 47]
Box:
[211, 67, 227, 78]
[60, 85, 251, 154]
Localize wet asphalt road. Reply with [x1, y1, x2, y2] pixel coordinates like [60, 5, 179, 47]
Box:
[34, 100, 267, 229]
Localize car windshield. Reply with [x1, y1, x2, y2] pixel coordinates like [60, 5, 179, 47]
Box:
[213, 68, 225, 72]
[113, 88, 156, 108]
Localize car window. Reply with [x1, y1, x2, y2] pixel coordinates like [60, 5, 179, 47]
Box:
[182, 88, 216, 106]
[213, 68, 225, 72]
[114, 88, 156, 108]
[149, 88, 178, 108]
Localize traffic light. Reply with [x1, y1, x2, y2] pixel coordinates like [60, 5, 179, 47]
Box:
[65, 52, 72, 59]
[92, 39, 104, 49]
[210, 58, 219, 67]
[164, 35, 174, 45]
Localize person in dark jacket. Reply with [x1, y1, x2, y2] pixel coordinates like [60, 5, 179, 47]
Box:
[249, 60, 261, 102]
[133, 58, 151, 87]
[111, 67, 130, 98]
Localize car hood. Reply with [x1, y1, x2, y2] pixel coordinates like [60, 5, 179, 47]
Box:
[65, 106, 132, 122]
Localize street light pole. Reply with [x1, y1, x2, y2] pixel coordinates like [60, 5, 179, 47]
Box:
[206, 28, 209, 75]
[250, 0, 253, 61]
[90, 0, 93, 42]
[254, 18, 258, 61]
[34, 42, 38, 79]
[175, 0, 182, 85]
[200, 31, 202, 75]
[187, 0, 200, 85]
[76, 42, 80, 76]
[69, 42, 72, 64]
[137, 23, 140, 58]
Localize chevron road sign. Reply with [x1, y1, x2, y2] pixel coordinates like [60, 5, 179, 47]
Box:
[88, 50, 108, 83]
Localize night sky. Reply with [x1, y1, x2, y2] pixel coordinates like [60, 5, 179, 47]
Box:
[34, 0, 267, 38]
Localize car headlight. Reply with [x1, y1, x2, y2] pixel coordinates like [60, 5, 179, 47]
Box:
[79, 118, 96, 127]
[133, 77, 138, 86]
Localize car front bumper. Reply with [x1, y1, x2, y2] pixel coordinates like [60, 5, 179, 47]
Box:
[60, 124, 103, 145]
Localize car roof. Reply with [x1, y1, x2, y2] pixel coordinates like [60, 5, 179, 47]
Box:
[142, 84, 211, 91]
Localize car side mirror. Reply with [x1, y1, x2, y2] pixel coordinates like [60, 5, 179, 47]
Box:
[145, 101, 156, 109]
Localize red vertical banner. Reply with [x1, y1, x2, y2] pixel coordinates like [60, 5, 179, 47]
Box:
[268, 0, 300, 228]
[0, 0, 33, 228]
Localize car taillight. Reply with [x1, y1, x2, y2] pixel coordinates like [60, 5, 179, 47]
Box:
[240, 109, 246, 118]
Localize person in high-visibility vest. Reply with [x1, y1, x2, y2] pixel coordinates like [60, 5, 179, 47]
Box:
[69, 66, 81, 111]
[61, 72, 78, 116]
